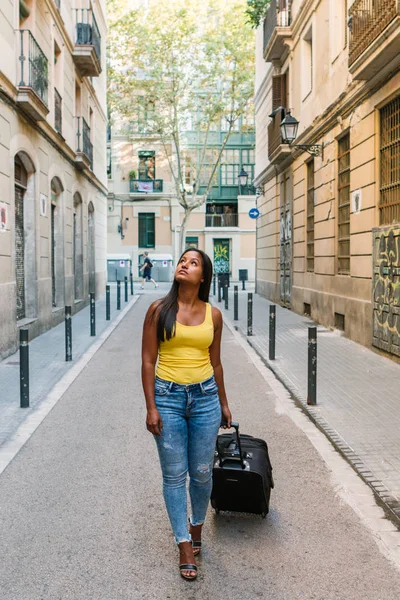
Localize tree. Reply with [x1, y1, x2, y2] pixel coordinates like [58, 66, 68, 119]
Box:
[107, 0, 255, 253]
[245, 1, 270, 29]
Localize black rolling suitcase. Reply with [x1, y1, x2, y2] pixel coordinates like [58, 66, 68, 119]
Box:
[211, 422, 274, 518]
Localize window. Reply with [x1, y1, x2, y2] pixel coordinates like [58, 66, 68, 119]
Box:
[131, 97, 155, 133]
[338, 134, 350, 274]
[185, 236, 198, 249]
[272, 73, 288, 111]
[380, 97, 400, 225]
[302, 27, 313, 99]
[138, 213, 155, 248]
[107, 146, 112, 179]
[306, 160, 315, 272]
[221, 149, 240, 185]
[138, 151, 156, 180]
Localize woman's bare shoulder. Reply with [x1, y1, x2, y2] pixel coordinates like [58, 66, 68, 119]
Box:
[211, 305, 222, 326]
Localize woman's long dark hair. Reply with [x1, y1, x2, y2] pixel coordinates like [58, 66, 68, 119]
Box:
[152, 249, 213, 342]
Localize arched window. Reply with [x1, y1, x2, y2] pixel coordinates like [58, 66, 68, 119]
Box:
[50, 177, 65, 308]
[14, 152, 37, 321]
[73, 193, 84, 299]
[88, 201, 95, 296]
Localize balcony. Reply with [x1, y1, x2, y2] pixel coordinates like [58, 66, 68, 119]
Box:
[268, 108, 291, 164]
[349, 0, 400, 80]
[263, 0, 292, 64]
[54, 88, 62, 135]
[205, 214, 238, 228]
[130, 179, 163, 193]
[72, 9, 102, 77]
[75, 117, 93, 170]
[17, 30, 49, 121]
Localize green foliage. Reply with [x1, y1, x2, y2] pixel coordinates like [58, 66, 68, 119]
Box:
[245, 0, 270, 28]
[128, 170, 137, 180]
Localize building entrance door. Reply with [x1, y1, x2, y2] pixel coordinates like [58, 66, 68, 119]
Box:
[372, 227, 400, 357]
[213, 239, 230, 275]
[279, 173, 292, 307]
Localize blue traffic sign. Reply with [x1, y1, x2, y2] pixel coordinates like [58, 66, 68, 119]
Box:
[249, 208, 260, 219]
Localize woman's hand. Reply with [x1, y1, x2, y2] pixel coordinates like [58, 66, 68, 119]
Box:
[146, 408, 163, 436]
[221, 404, 232, 429]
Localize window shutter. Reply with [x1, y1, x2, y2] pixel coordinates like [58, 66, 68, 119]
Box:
[272, 74, 287, 111]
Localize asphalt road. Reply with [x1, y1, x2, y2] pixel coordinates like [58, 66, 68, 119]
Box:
[1, 293, 400, 599]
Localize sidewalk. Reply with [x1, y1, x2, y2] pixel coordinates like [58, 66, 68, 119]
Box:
[216, 286, 400, 524]
[0, 285, 138, 450]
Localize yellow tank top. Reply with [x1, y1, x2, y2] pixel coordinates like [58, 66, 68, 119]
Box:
[156, 302, 214, 384]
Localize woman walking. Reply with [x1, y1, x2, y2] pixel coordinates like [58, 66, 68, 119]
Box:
[141, 249, 232, 581]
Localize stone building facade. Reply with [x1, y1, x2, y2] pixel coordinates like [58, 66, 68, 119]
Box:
[255, 0, 400, 357]
[0, 0, 108, 359]
[107, 118, 257, 281]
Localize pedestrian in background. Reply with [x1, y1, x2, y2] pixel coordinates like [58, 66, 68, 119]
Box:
[141, 249, 232, 581]
[140, 251, 158, 289]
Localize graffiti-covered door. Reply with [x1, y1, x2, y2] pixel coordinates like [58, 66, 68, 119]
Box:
[280, 173, 292, 307]
[213, 239, 230, 275]
[372, 227, 400, 357]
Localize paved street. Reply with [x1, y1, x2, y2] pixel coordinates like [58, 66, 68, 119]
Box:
[218, 285, 400, 523]
[1, 290, 400, 599]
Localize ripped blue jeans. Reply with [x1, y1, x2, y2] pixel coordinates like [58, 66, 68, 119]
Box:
[154, 375, 221, 544]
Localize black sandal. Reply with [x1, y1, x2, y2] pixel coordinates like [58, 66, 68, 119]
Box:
[192, 540, 202, 556]
[179, 564, 198, 581]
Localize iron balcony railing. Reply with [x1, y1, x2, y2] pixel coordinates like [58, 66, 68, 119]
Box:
[205, 214, 238, 228]
[18, 30, 49, 106]
[268, 108, 285, 158]
[263, 0, 292, 53]
[130, 179, 163, 193]
[54, 88, 62, 134]
[349, 0, 399, 65]
[75, 8, 101, 64]
[76, 116, 93, 166]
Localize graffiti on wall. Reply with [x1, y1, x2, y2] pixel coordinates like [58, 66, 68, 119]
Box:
[372, 227, 400, 357]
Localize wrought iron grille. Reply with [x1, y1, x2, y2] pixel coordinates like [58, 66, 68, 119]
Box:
[348, 0, 398, 65]
[54, 88, 62, 134]
[76, 116, 93, 166]
[306, 160, 315, 272]
[75, 9, 101, 64]
[263, 0, 292, 53]
[338, 134, 351, 274]
[380, 97, 400, 225]
[205, 214, 238, 228]
[18, 30, 49, 106]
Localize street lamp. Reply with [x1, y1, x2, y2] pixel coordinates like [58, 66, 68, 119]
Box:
[238, 168, 248, 188]
[274, 108, 324, 158]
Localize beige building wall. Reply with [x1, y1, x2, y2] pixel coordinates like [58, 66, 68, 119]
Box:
[255, 0, 400, 355]
[0, 0, 108, 359]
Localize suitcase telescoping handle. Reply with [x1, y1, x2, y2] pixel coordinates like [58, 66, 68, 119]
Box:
[218, 420, 245, 469]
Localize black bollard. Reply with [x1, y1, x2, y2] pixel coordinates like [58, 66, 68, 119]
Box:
[247, 293, 253, 336]
[269, 305, 276, 361]
[307, 326, 317, 405]
[90, 293, 96, 336]
[234, 285, 238, 321]
[224, 283, 229, 310]
[106, 285, 110, 320]
[242, 279, 246, 291]
[19, 328, 29, 408]
[117, 280, 121, 310]
[130, 272, 134, 296]
[65, 306, 72, 361]
[213, 274, 216, 297]
[124, 276, 128, 302]
[218, 280, 222, 303]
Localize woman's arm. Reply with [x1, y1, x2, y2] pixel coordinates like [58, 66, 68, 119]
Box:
[141, 301, 163, 436]
[209, 306, 232, 428]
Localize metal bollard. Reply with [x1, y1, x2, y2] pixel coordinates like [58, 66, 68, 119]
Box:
[269, 305, 276, 360]
[218, 280, 222, 303]
[124, 276, 128, 302]
[130, 272, 134, 296]
[106, 285, 110, 321]
[234, 285, 238, 321]
[19, 328, 29, 408]
[224, 283, 229, 310]
[247, 293, 253, 336]
[242, 278, 246, 291]
[90, 293, 96, 336]
[65, 306, 72, 361]
[117, 280, 121, 310]
[307, 326, 317, 405]
[213, 274, 216, 297]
